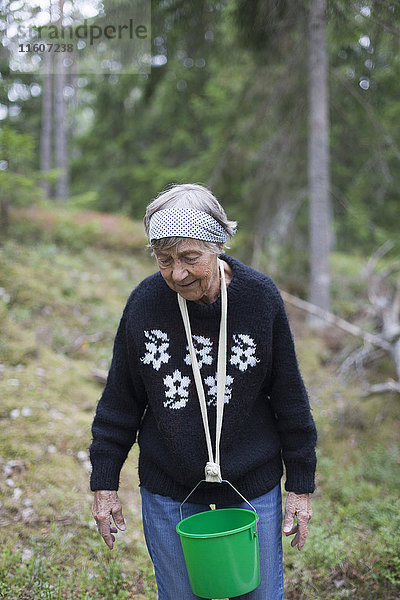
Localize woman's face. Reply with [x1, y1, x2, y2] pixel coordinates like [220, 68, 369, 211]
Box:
[155, 239, 220, 305]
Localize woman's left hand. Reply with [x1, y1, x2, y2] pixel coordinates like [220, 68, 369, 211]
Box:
[283, 492, 312, 551]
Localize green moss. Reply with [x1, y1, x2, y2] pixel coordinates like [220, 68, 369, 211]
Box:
[0, 234, 399, 599]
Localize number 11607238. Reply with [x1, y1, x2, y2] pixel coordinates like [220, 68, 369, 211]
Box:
[19, 43, 74, 53]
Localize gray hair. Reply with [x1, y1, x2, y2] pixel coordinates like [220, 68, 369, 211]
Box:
[143, 183, 237, 255]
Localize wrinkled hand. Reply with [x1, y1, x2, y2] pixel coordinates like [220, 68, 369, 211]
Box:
[283, 492, 312, 551]
[92, 490, 126, 550]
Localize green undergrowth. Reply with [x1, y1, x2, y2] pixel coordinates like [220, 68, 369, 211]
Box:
[286, 332, 400, 599]
[0, 236, 156, 599]
[0, 223, 399, 599]
[8, 205, 147, 253]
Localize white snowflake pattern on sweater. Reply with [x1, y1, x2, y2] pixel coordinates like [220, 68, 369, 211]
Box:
[184, 335, 214, 369]
[229, 334, 259, 372]
[141, 330, 260, 410]
[204, 372, 234, 406]
[140, 330, 171, 371]
[163, 370, 191, 410]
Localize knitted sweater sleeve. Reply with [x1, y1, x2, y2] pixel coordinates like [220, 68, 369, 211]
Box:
[268, 292, 317, 494]
[89, 299, 147, 491]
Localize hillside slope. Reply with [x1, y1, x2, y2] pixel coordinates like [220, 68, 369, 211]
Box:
[0, 215, 399, 599]
[0, 235, 157, 599]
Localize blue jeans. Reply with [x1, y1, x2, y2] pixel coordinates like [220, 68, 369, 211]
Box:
[140, 484, 284, 600]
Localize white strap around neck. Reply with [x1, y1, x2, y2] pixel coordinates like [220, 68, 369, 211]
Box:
[177, 258, 227, 483]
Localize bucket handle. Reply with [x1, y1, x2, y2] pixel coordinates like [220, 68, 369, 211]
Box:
[179, 479, 258, 536]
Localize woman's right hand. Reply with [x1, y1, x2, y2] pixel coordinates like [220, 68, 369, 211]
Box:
[92, 490, 126, 549]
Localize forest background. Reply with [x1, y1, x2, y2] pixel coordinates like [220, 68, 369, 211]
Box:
[0, 0, 399, 599]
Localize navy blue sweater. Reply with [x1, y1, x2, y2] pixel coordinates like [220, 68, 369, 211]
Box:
[89, 255, 317, 505]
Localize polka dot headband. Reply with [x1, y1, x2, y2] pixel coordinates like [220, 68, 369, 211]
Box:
[149, 208, 227, 243]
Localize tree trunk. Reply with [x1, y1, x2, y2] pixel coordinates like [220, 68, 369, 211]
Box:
[308, 0, 332, 327]
[40, 49, 53, 199]
[54, 0, 69, 201]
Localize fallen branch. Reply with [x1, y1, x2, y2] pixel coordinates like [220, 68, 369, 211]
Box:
[338, 347, 385, 376]
[281, 288, 400, 396]
[60, 332, 107, 354]
[88, 368, 108, 384]
[360, 379, 400, 396]
[280, 290, 392, 351]
[0, 515, 75, 527]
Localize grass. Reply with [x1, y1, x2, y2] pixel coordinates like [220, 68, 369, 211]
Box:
[8, 205, 147, 253]
[285, 329, 400, 599]
[0, 209, 399, 599]
[0, 231, 157, 599]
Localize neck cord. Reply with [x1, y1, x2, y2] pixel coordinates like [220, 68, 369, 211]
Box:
[177, 258, 227, 483]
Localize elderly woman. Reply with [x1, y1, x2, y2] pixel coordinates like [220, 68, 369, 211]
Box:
[89, 183, 317, 600]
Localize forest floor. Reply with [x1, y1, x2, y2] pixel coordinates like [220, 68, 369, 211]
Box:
[0, 208, 399, 599]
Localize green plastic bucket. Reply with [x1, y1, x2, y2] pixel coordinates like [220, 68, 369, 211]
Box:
[176, 507, 260, 599]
